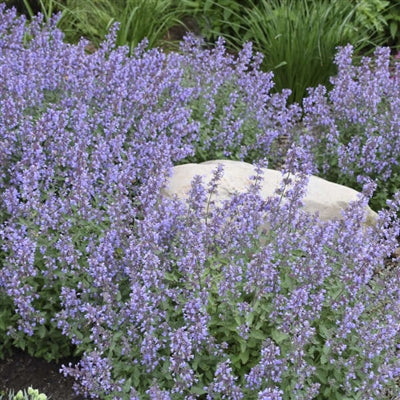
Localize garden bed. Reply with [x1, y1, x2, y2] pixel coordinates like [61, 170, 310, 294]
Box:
[1, 2, 400, 400]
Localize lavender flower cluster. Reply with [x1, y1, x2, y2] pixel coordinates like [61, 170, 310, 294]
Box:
[1, 5, 400, 399]
[301, 44, 400, 210]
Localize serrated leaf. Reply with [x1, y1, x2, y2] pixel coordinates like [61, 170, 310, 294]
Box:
[271, 329, 288, 345]
[199, 360, 211, 371]
[226, 322, 239, 332]
[333, 367, 344, 382]
[18, 338, 26, 350]
[247, 337, 259, 349]
[246, 312, 255, 326]
[320, 353, 328, 365]
[255, 320, 264, 330]
[132, 369, 140, 387]
[231, 353, 240, 365]
[0, 319, 7, 330]
[250, 349, 259, 357]
[232, 313, 242, 324]
[250, 329, 266, 341]
[239, 349, 249, 365]
[317, 369, 328, 384]
[190, 385, 207, 395]
[122, 377, 132, 393]
[37, 325, 47, 339]
[205, 367, 213, 381]
[322, 344, 330, 356]
[319, 324, 331, 339]
[164, 272, 179, 283]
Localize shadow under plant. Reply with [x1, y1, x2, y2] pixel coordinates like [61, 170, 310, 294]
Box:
[0, 348, 84, 400]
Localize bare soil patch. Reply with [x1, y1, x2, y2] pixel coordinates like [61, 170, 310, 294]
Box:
[0, 347, 85, 400]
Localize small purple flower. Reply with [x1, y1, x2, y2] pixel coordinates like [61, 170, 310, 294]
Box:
[245, 339, 284, 389]
[257, 387, 284, 400]
[206, 360, 243, 400]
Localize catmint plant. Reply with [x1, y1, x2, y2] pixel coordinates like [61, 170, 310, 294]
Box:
[301, 44, 400, 211]
[59, 151, 400, 399]
[0, 4, 400, 400]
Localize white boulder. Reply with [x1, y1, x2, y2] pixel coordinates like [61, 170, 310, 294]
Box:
[162, 160, 378, 227]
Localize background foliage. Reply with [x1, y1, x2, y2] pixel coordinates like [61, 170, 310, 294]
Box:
[4, 0, 400, 103]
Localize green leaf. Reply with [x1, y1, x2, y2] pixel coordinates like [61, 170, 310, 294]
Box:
[250, 349, 259, 358]
[223, 7, 232, 21]
[164, 271, 179, 282]
[324, 381, 332, 399]
[190, 385, 207, 395]
[205, 367, 213, 381]
[246, 336, 259, 350]
[108, 331, 123, 355]
[271, 329, 288, 345]
[37, 325, 47, 339]
[319, 324, 331, 339]
[320, 353, 329, 365]
[199, 359, 212, 371]
[255, 320, 265, 330]
[18, 338, 26, 351]
[333, 367, 344, 382]
[318, 370, 329, 386]
[0, 318, 7, 331]
[225, 322, 239, 333]
[390, 21, 398, 39]
[234, 314, 242, 326]
[239, 349, 250, 365]
[132, 368, 140, 387]
[182, 0, 201, 9]
[250, 330, 266, 341]
[122, 377, 132, 394]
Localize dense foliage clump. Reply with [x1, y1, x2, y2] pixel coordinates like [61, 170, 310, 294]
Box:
[301, 44, 400, 211]
[0, 5, 400, 399]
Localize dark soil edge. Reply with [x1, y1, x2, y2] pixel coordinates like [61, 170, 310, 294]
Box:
[0, 347, 85, 400]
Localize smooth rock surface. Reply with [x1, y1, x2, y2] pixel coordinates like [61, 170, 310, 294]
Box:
[162, 160, 378, 227]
